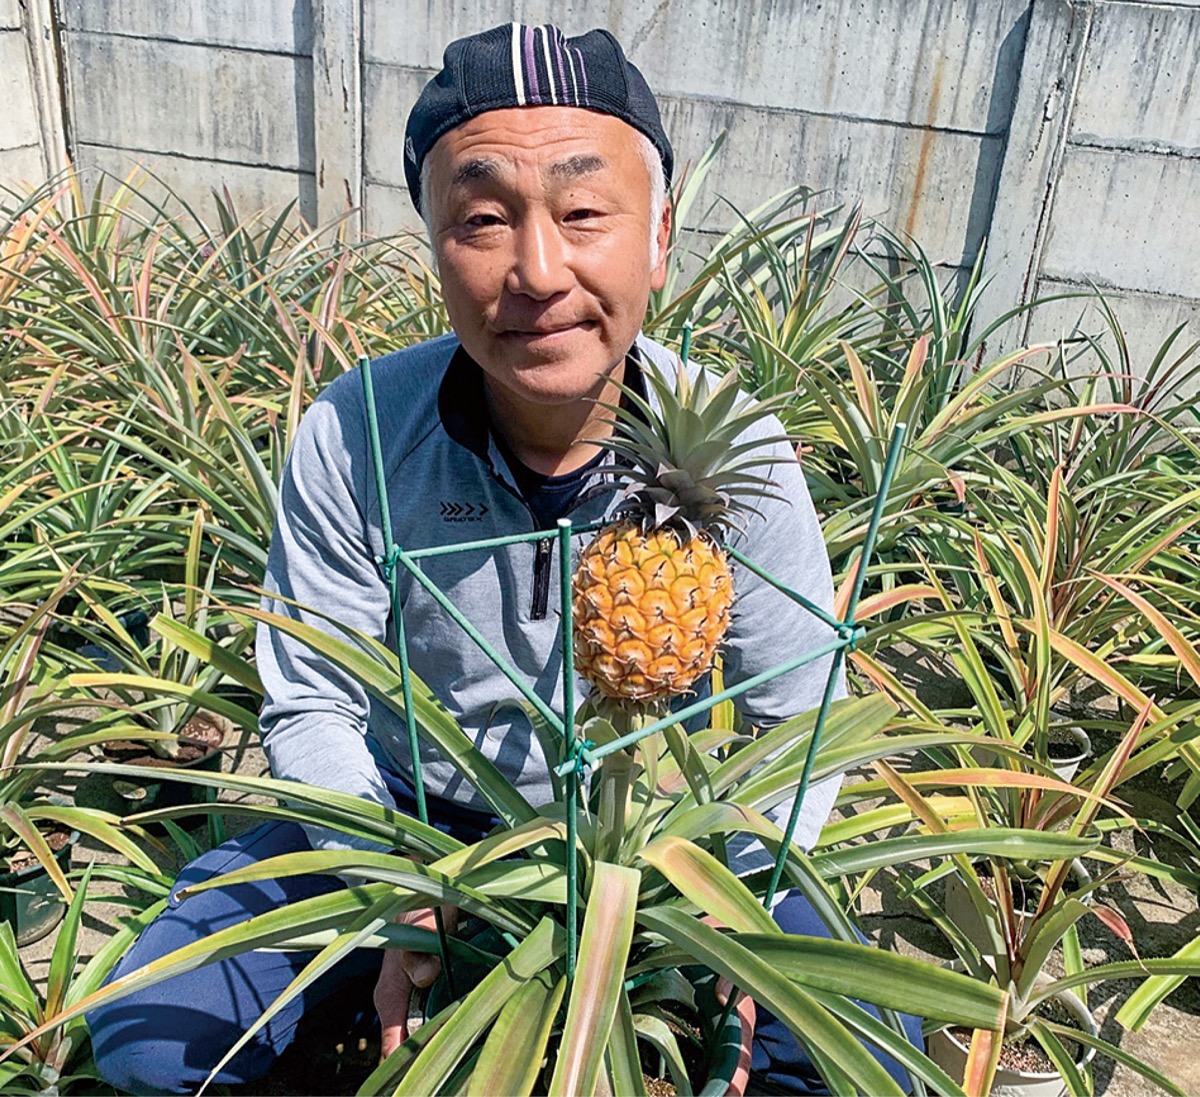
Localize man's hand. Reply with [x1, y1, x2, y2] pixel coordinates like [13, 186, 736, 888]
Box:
[716, 976, 757, 1097]
[375, 906, 458, 1061]
[702, 916, 757, 1097]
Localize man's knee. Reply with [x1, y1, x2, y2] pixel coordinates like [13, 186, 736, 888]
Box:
[88, 938, 382, 1095]
[86, 821, 340, 1093]
[85, 897, 311, 1093]
[89, 998, 281, 1096]
[752, 891, 925, 1094]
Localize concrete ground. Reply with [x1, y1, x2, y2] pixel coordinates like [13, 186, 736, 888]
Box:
[16, 709, 1200, 1096]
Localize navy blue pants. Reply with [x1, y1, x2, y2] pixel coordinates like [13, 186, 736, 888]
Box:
[88, 772, 921, 1095]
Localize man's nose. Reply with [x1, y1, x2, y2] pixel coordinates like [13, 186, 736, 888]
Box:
[506, 215, 572, 300]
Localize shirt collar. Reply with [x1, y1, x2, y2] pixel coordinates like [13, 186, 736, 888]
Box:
[437, 341, 648, 462]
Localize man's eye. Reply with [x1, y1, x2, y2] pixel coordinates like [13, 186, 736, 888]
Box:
[564, 209, 599, 222]
[465, 214, 504, 228]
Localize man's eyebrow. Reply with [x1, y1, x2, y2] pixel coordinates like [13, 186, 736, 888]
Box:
[546, 154, 607, 180]
[450, 158, 501, 187]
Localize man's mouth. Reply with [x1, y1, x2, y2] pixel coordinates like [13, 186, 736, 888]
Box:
[500, 320, 596, 338]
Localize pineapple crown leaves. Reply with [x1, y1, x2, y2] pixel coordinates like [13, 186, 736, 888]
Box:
[591, 360, 795, 536]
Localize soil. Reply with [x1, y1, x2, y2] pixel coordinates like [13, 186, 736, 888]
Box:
[230, 1035, 378, 1096]
[5, 825, 70, 875]
[950, 995, 1083, 1075]
[176, 713, 226, 757]
[637, 1007, 707, 1096]
[1047, 728, 1086, 762]
[102, 713, 225, 768]
[972, 859, 1084, 913]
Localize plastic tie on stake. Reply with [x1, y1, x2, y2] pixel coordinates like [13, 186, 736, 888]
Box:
[555, 737, 597, 778]
[837, 621, 866, 652]
[375, 545, 402, 583]
[572, 739, 596, 777]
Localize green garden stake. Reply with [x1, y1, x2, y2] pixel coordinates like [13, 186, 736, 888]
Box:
[763, 422, 908, 908]
[724, 544, 843, 630]
[558, 518, 580, 983]
[846, 423, 908, 623]
[360, 354, 455, 999]
[404, 524, 603, 561]
[564, 763, 579, 982]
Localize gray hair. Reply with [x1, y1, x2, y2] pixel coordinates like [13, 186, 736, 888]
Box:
[419, 129, 668, 272]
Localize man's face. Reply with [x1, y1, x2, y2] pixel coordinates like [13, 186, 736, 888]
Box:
[424, 107, 670, 407]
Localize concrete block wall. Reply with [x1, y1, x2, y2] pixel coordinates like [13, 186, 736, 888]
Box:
[978, 0, 1200, 364]
[1, 0, 1197, 364]
[56, 0, 318, 224]
[1016, 1, 1200, 360]
[0, 0, 50, 191]
[360, 0, 1029, 293]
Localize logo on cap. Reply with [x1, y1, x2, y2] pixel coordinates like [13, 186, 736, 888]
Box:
[405, 136, 417, 164]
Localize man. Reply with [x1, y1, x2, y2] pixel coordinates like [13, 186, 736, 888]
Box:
[88, 24, 919, 1095]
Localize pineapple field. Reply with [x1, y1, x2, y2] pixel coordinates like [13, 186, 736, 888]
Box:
[2, 169, 1200, 1096]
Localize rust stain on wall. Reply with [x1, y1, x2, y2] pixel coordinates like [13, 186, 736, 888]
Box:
[904, 54, 947, 239]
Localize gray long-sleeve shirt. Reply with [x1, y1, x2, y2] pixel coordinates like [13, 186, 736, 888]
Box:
[257, 331, 844, 869]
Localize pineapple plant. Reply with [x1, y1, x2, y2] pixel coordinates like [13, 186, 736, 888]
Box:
[573, 359, 790, 706]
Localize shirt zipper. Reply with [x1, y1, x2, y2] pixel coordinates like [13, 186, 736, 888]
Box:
[479, 445, 563, 622]
[531, 536, 553, 620]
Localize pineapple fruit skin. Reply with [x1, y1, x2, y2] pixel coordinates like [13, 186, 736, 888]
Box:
[573, 522, 734, 702]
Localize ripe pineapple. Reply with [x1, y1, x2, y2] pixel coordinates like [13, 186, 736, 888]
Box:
[573, 361, 789, 705]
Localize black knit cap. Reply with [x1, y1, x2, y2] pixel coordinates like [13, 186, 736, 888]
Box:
[404, 23, 673, 214]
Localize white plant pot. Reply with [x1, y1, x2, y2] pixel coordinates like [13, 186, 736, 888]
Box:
[966, 727, 1091, 782]
[1048, 725, 1091, 783]
[944, 870, 998, 965]
[943, 860, 1092, 964]
[927, 982, 1098, 1097]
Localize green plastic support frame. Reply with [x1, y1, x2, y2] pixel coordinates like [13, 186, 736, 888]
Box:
[359, 346, 906, 988]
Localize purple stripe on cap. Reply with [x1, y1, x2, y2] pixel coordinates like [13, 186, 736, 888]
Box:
[553, 30, 568, 104]
[523, 25, 540, 104]
[403, 24, 674, 213]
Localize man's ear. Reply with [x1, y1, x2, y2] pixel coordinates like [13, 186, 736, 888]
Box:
[650, 198, 672, 292]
